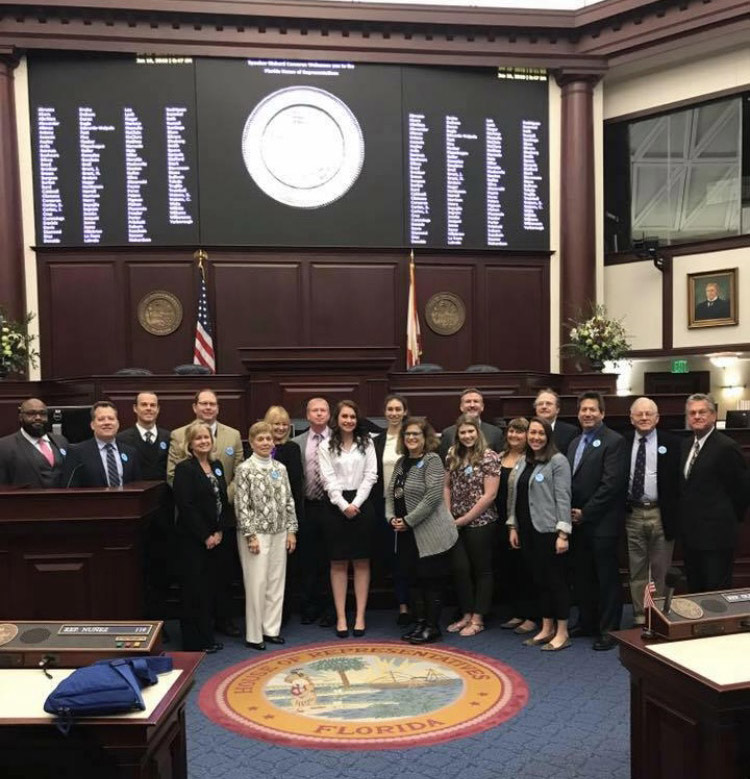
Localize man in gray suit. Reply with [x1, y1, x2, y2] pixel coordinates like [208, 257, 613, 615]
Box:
[293, 396, 335, 626]
[438, 388, 504, 460]
[0, 397, 68, 487]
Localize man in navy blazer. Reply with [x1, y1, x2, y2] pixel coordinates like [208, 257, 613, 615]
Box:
[438, 388, 504, 460]
[62, 401, 141, 487]
[624, 397, 681, 626]
[680, 393, 750, 592]
[533, 388, 579, 455]
[0, 397, 68, 488]
[568, 391, 628, 650]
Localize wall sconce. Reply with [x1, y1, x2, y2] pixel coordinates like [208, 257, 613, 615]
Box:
[709, 353, 740, 369]
[721, 385, 745, 398]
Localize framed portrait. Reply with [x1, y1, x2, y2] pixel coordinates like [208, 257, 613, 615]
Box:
[687, 268, 738, 329]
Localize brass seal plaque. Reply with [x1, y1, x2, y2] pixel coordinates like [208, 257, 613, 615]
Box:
[137, 290, 183, 336]
[425, 292, 466, 336]
[670, 598, 704, 620]
[0, 623, 19, 646]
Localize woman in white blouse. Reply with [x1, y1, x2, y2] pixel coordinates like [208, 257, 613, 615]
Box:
[318, 399, 378, 638]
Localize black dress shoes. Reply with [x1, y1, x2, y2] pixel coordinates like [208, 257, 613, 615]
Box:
[401, 620, 426, 641]
[263, 635, 285, 645]
[204, 642, 224, 654]
[216, 620, 241, 638]
[409, 625, 441, 644]
[592, 635, 617, 651]
[245, 640, 266, 651]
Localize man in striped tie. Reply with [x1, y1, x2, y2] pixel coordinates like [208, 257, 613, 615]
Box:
[0, 397, 68, 487]
[61, 401, 141, 488]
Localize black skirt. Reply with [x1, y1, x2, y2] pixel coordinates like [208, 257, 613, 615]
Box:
[322, 490, 377, 561]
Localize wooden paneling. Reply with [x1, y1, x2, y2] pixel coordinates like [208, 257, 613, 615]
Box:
[44, 262, 122, 377]
[485, 264, 549, 370]
[126, 260, 196, 373]
[214, 261, 303, 373]
[309, 262, 398, 347]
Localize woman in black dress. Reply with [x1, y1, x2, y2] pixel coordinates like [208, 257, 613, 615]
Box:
[318, 400, 378, 638]
[173, 421, 232, 653]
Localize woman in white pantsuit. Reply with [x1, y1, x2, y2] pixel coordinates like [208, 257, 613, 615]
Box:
[235, 421, 298, 650]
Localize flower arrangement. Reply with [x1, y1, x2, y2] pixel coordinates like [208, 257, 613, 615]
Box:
[563, 304, 631, 368]
[0, 308, 40, 377]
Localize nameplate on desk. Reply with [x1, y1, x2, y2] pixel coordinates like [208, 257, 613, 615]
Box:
[722, 591, 750, 603]
[59, 624, 152, 636]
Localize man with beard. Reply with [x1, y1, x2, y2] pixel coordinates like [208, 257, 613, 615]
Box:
[0, 397, 68, 487]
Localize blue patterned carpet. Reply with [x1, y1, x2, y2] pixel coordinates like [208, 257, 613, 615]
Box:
[177, 610, 631, 779]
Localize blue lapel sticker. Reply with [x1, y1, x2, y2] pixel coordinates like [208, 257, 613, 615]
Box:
[592, 439, 601, 448]
[416, 460, 425, 468]
[658, 445, 667, 455]
[271, 469, 280, 480]
[464, 465, 473, 476]
[225, 446, 234, 456]
[535, 472, 545, 482]
[120, 452, 129, 462]
[160, 441, 167, 450]
[214, 468, 223, 477]
[60, 448, 67, 456]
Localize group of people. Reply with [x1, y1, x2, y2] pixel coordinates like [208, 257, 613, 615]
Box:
[1, 384, 748, 655]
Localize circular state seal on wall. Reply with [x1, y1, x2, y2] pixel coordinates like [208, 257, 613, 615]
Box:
[0, 623, 19, 647]
[242, 86, 365, 209]
[137, 290, 183, 336]
[425, 292, 466, 336]
[199, 641, 528, 750]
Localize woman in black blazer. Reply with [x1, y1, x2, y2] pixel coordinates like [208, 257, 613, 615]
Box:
[373, 394, 411, 624]
[265, 405, 305, 524]
[173, 421, 232, 653]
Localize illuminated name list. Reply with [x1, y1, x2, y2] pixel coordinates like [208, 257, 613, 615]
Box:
[522, 119, 544, 231]
[78, 107, 114, 244]
[165, 106, 193, 226]
[123, 107, 150, 243]
[37, 107, 64, 244]
[485, 119, 507, 247]
[445, 116, 476, 246]
[407, 113, 430, 245]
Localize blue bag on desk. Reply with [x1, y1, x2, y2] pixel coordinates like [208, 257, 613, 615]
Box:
[44, 656, 173, 734]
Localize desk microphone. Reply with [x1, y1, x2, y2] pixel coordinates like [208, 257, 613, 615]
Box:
[65, 463, 83, 488]
[662, 567, 683, 615]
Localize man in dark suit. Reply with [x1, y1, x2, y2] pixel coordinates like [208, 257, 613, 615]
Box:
[680, 393, 750, 592]
[568, 391, 628, 650]
[624, 397, 681, 626]
[117, 391, 170, 479]
[118, 391, 173, 629]
[438, 388, 504, 460]
[533, 388, 579, 455]
[292, 396, 335, 627]
[62, 400, 141, 487]
[0, 397, 68, 487]
[695, 282, 730, 320]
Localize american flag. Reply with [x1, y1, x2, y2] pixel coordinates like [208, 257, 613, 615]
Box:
[406, 250, 422, 369]
[643, 579, 657, 613]
[193, 269, 216, 373]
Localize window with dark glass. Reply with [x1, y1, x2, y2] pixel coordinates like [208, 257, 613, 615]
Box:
[604, 93, 750, 253]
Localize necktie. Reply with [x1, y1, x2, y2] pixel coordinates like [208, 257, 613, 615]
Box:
[105, 443, 121, 487]
[307, 433, 325, 500]
[38, 438, 55, 467]
[631, 436, 646, 500]
[144, 431, 153, 444]
[686, 438, 700, 478]
[573, 433, 591, 473]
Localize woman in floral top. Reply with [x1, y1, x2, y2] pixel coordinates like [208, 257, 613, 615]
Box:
[234, 421, 298, 651]
[444, 414, 501, 636]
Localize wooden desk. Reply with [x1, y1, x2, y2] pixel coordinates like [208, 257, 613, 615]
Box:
[0, 651, 201, 779]
[614, 629, 750, 779]
[0, 482, 166, 620]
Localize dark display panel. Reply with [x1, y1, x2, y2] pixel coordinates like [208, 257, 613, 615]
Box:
[28, 55, 548, 250]
[28, 54, 200, 247]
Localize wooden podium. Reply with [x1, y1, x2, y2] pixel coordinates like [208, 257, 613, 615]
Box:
[615, 628, 750, 779]
[0, 482, 167, 620]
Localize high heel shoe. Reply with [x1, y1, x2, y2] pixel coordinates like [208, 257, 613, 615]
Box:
[353, 627, 366, 637]
[336, 627, 350, 638]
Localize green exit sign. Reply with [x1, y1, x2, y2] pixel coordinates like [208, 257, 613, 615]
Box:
[672, 359, 689, 374]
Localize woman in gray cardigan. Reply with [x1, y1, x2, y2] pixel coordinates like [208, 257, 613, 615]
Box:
[386, 417, 458, 644]
[507, 417, 573, 651]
